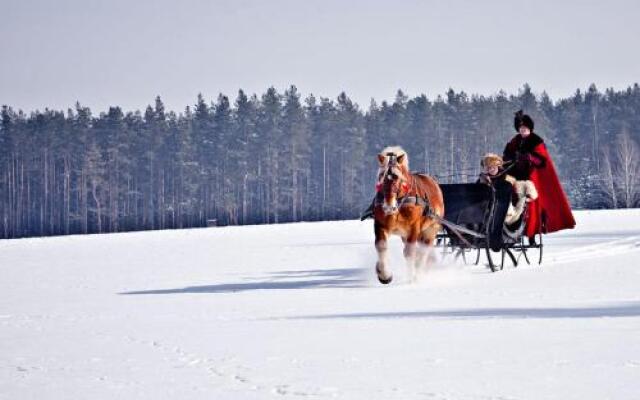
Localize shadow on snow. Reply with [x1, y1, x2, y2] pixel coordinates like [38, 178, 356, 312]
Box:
[119, 267, 369, 295]
[284, 301, 640, 320]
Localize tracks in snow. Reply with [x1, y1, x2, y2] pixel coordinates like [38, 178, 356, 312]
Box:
[124, 335, 340, 398]
[546, 235, 640, 265]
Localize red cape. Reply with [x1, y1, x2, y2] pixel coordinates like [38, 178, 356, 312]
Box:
[526, 143, 576, 237]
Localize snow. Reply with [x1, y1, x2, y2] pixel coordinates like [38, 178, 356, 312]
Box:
[1, 209, 640, 399]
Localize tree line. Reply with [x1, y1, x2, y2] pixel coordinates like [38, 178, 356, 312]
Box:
[1, 83, 639, 239]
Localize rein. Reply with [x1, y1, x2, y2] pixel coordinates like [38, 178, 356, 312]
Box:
[434, 160, 517, 181]
[495, 161, 515, 177]
[478, 161, 516, 184]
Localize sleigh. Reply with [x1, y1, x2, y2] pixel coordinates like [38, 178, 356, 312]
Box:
[436, 179, 544, 272]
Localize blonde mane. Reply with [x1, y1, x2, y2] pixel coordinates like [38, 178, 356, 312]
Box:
[379, 146, 409, 169]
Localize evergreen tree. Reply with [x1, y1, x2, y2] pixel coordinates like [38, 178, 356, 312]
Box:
[281, 86, 311, 221]
[2, 84, 640, 238]
[256, 87, 283, 223]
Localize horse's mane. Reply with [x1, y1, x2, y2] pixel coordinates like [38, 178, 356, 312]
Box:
[380, 146, 409, 169]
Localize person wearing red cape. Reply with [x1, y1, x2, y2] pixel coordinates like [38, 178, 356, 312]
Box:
[503, 110, 576, 242]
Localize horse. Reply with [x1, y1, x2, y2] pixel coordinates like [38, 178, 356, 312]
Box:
[372, 146, 444, 284]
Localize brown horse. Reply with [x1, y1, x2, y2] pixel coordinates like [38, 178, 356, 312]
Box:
[373, 146, 444, 284]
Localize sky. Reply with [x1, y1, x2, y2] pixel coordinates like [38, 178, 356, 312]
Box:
[1, 0, 639, 113]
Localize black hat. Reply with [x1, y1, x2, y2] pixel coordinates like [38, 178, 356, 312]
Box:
[514, 110, 534, 132]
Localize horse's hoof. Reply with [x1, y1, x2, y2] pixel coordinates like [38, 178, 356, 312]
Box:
[378, 275, 393, 285]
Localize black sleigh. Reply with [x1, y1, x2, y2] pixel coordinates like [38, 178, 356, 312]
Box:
[436, 180, 544, 272]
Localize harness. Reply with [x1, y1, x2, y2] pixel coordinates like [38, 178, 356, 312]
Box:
[374, 172, 428, 209]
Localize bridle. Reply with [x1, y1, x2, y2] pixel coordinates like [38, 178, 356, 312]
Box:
[378, 154, 411, 194]
[376, 153, 415, 214]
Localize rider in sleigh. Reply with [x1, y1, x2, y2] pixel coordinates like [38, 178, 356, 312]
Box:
[477, 153, 538, 227]
[502, 110, 576, 243]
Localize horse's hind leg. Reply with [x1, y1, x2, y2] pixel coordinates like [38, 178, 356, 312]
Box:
[413, 238, 437, 277]
[421, 222, 441, 268]
[415, 243, 430, 274]
[404, 229, 421, 283]
[374, 223, 392, 284]
[404, 241, 418, 283]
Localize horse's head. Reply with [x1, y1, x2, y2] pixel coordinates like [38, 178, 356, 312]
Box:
[376, 146, 410, 216]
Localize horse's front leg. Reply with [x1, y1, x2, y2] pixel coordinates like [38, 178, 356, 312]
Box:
[374, 222, 392, 284]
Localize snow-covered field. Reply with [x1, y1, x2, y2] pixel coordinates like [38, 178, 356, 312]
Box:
[1, 210, 640, 400]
